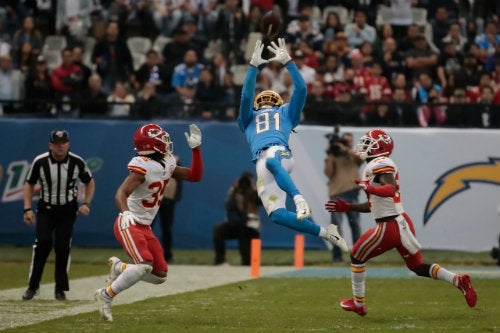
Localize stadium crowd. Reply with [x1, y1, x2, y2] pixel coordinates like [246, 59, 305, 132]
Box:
[1, 0, 500, 127]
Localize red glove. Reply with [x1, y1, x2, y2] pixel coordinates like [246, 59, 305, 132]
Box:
[325, 197, 351, 212]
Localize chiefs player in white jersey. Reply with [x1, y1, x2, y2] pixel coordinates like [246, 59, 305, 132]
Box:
[95, 123, 203, 322]
[325, 129, 477, 317]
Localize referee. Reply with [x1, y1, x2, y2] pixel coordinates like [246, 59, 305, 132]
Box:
[22, 130, 95, 301]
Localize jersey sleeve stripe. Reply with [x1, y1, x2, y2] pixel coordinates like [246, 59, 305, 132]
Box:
[372, 166, 395, 174]
[128, 166, 147, 175]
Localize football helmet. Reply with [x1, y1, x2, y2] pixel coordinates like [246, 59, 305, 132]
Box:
[254, 90, 283, 110]
[133, 124, 173, 155]
[355, 129, 394, 160]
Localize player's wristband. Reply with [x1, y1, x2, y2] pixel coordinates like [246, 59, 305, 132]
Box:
[24, 208, 32, 213]
[81, 202, 91, 207]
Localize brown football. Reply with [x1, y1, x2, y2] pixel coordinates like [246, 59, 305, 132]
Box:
[261, 10, 281, 38]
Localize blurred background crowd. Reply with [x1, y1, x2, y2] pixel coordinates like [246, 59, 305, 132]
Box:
[0, 0, 500, 127]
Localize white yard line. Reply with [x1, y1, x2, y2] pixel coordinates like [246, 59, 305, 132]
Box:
[0, 265, 293, 331]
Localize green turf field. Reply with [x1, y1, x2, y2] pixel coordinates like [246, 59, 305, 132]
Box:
[1, 247, 498, 333]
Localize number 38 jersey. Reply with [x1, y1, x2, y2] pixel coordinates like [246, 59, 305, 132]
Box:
[362, 156, 404, 219]
[127, 154, 177, 226]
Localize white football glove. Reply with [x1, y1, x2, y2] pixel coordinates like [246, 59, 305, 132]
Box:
[249, 40, 269, 67]
[184, 124, 202, 149]
[119, 211, 136, 230]
[267, 38, 291, 65]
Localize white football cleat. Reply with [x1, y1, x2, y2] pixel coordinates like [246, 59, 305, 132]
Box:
[296, 199, 311, 221]
[94, 288, 113, 322]
[324, 224, 349, 252]
[106, 256, 121, 284]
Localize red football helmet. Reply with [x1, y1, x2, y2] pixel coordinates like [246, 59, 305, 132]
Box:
[133, 124, 173, 155]
[355, 129, 394, 160]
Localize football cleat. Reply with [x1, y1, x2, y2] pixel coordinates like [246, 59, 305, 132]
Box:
[296, 199, 312, 221]
[22, 288, 38, 301]
[340, 298, 368, 317]
[94, 288, 113, 322]
[106, 256, 121, 284]
[324, 224, 349, 252]
[457, 274, 477, 308]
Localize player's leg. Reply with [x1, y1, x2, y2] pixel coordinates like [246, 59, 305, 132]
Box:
[399, 217, 477, 308]
[141, 231, 168, 284]
[260, 146, 310, 220]
[341, 222, 395, 316]
[329, 207, 344, 262]
[257, 163, 347, 250]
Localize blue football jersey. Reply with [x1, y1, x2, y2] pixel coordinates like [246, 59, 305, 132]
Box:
[238, 62, 307, 161]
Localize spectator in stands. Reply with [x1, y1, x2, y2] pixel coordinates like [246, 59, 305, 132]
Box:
[182, 16, 208, 52]
[215, 0, 248, 64]
[431, 6, 451, 50]
[322, 53, 344, 88]
[465, 71, 495, 104]
[194, 67, 223, 119]
[333, 85, 362, 125]
[485, 42, 500, 73]
[14, 41, 36, 75]
[80, 73, 108, 117]
[322, 11, 343, 41]
[72, 45, 91, 91]
[457, 0, 488, 36]
[344, 9, 376, 49]
[270, 70, 295, 98]
[247, 3, 264, 35]
[359, 41, 375, 68]
[166, 48, 203, 117]
[324, 31, 350, 66]
[285, 13, 324, 52]
[366, 103, 398, 126]
[398, 23, 420, 54]
[303, 79, 330, 123]
[107, 0, 133, 39]
[381, 37, 404, 81]
[475, 20, 500, 62]
[51, 47, 85, 115]
[133, 49, 172, 96]
[91, 21, 133, 94]
[220, 70, 237, 120]
[127, 0, 158, 39]
[24, 55, 54, 115]
[293, 49, 315, 88]
[349, 49, 371, 88]
[360, 61, 391, 113]
[390, 87, 418, 126]
[0, 52, 24, 115]
[442, 22, 467, 53]
[132, 81, 162, 119]
[412, 71, 446, 127]
[446, 88, 469, 127]
[209, 52, 229, 88]
[189, 0, 219, 39]
[437, 40, 464, 89]
[152, 0, 184, 37]
[107, 80, 135, 118]
[56, 0, 94, 46]
[297, 39, 320, 69]
[33, 0, 57, 36]
[11, 16, 43, 61]
[162, 28, 202, 75]
[405, 34, 438, 79]
[455, 52, 480, 89]
[473, 85, 500, 128]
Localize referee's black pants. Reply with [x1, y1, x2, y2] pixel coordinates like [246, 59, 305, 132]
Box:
[28, 201, 77, 292]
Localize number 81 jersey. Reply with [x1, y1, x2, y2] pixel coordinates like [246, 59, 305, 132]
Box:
[127, 154, 177, 225]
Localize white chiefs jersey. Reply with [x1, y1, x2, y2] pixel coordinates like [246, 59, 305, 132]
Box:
[361, 156, 404, 219]
[126, 154, 177, 226]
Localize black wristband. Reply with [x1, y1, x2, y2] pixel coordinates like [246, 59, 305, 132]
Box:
[82, 202, 90, 207]
[24, 208, 32, 213]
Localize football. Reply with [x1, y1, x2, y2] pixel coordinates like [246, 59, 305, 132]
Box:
[261, 10, 281, 38]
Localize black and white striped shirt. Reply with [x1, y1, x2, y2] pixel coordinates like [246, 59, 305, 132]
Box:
[26, 152, 93, 206]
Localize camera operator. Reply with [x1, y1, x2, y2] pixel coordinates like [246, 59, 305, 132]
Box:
[324, 130, 364, 262]
[213, 172, 261, 266]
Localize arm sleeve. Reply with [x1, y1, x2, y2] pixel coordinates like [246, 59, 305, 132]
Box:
[365, 184, 396, 197]
[237, 66, 259, 131]
[285, 61, 307, 126]
[187, 148, 203, 182]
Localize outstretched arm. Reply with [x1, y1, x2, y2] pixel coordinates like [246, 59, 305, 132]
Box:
[173, 124, 203, 182]
[238, 40, 268, 131]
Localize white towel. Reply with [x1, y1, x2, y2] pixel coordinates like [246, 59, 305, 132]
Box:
[396, 215, 421, 255]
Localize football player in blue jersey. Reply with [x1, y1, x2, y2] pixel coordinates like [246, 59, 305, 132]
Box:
[238, 38, 348, 251]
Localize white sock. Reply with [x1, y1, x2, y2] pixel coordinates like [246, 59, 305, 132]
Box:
[293, 195, 305, 204]
[351, 263, 366, 305]
[430, 264, 457, 285]
[107, 264, 151, 297]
